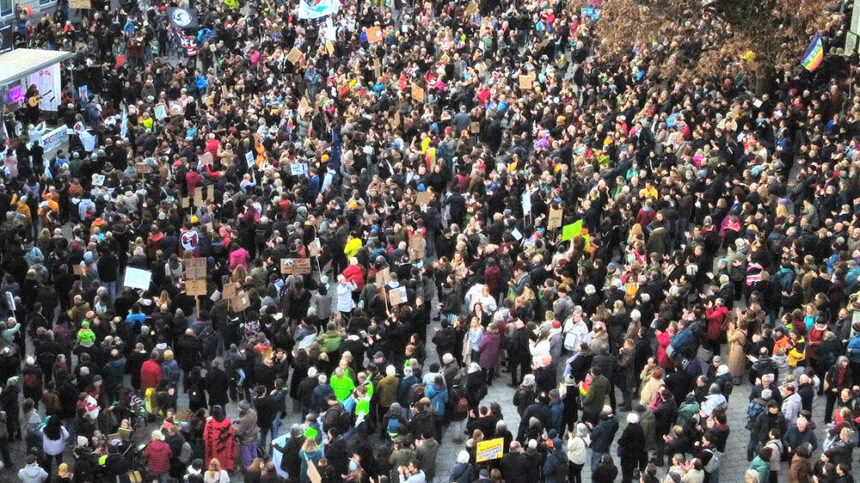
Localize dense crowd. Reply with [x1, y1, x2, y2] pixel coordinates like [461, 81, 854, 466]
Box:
[1, 0, 860, 481]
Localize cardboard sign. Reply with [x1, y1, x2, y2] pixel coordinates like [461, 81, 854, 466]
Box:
[185, 279, 207, 296]
[309, 239, 322, 257]
[468, 121, 480, 134]
[69, 0, 91, 8]
[233, 291, 251, 312]
[207, 185, 215, 202]
[388, 286, 407, 305]
[194, 186, 203, 206]
[181, 197, 190, 208]
[376, 267, 392, 285]
[199, 152, 213, 165]
[185, 257, 207, 280]
[373, 58, 382, 78]
[281, 258, 311, 275]
[123, 267, 152, 290]
[366, 26, 382, 43]
[222, 282, 238, 300]
[298, 98, 311, 117]
[408, 233, 425, 261]
[391, 111, 401, 129]
[464, 3, 478, 16]
[476, 437, 504, 462]
[136, 162, 151, 174]
[307, 461, 321, 483]
[92, 173, 105, 186]
[548, 207, 563, 230]
[286, 47, 302, 64]
[73, 264, 86, 276]
[519, 74, 533, 90]
[411, 83, 425, 103]
[416, 191, 432, 206]
[325, 41, 334, 56]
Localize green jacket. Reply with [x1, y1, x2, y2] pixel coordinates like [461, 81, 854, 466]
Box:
[318, 330, 342, 354]
[676, 402, 700, 430]
[582, 374, 610, 415]
[377, 375, 400, 408]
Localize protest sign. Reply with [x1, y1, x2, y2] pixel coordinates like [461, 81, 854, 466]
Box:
[561, 220, 583, 241]
[185, 279, 207, 296]
[411, 83, 425, 102]
[281, 258, 311, 275]
[286, 47, 302, 64]
[548, 207, 563, 230]
[366, 26, 382, 43]
[476, 438, 504, 462]
[123, 267, 152, 290]
[185, 258, 207, 280]
[388, 286, 407, 305]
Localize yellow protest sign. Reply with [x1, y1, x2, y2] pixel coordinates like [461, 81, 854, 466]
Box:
[476, 437, 504, 462]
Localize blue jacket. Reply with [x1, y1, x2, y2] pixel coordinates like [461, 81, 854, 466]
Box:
[449, 463, 472, 483]
[542, 439, 568, 483]
[549, 400, 564, 434]
[162, 360, 180, 386]
[848, 335, 860, 363]
[590, 415, 619, 453]
[426, 384, 448, 417]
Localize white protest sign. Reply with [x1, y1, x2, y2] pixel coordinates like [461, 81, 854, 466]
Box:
[123, 267, 152, 290]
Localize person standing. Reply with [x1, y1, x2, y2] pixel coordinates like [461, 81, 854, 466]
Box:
[144, 430, 172, 483]
[203, 406, 236, 472]
[617, 413, 647, 482]
[234, 400, 259, 469]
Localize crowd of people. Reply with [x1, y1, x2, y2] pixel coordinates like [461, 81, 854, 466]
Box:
[0, 0, 860, 481]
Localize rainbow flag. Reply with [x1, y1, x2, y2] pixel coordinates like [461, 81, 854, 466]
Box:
[801, 33, 824, 72]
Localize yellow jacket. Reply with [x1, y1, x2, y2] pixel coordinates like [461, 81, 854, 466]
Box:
[344, 238, 362, 258]
[788, 337, 806, 367]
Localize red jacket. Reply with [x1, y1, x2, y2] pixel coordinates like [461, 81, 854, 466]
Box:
[342, 264, 365, 292]
[140, 359, 163, 391]
[144, 439, 172, 474]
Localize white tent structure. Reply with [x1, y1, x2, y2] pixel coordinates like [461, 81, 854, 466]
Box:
[0, 48, 73, 148]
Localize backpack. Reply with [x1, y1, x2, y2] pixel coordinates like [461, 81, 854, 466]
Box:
[703, 449, 721, 473]
[336, 406, 354, 431]
[453, 387, 469, 415]
[179, 441, 193, 464]
[746, 400, 765, 429]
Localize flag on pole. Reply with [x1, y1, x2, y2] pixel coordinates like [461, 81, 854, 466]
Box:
[801, 32, 824, 72]
[120, 109, 128, 139]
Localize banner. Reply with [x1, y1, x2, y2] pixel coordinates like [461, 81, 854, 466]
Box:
[298, 0, 340, 19]
[167, 7, 199, 29]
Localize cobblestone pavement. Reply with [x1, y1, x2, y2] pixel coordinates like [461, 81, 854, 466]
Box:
[2, 324, 855, 482]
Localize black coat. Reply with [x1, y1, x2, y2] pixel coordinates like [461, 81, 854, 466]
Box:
[175, 335, 202, 371]
[500, 452, 530, 483]
[205, 367, 229, 407]
[617, 422, 647, 468]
